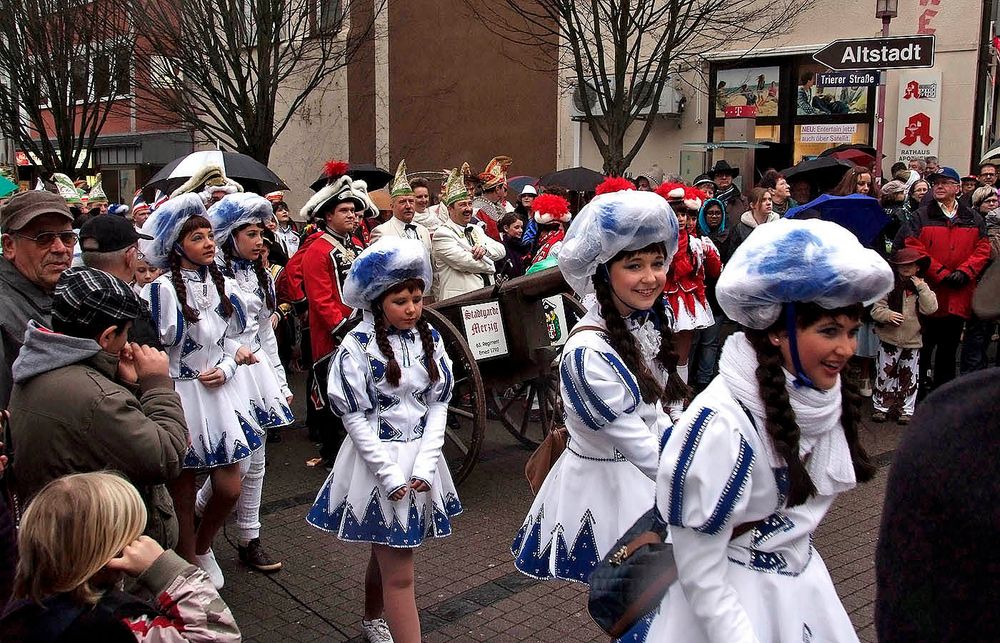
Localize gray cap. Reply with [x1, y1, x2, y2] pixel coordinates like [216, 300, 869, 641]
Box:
[0, 191, 73, 232]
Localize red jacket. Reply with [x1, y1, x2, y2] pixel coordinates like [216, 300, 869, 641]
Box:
[903, 201, 991, 319]
[664, 231, 722, 318]
[296, 231, 362, 361]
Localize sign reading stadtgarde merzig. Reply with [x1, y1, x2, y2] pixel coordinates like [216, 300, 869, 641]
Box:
[461, 301, 509, 360]
[813, 35, 935, 71]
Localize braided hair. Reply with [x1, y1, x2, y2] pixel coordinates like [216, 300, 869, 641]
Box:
[372, 278, 439, 388]
[169, 215, 232, 322]
[592, 243, 690, 406]
[222, 224, 277, 312]
[746, 302, 875, 507]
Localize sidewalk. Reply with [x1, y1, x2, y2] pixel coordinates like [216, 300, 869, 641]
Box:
[215, 378, 901, 642]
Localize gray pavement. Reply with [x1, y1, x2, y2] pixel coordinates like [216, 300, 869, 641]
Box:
[214, 371, 902, 642]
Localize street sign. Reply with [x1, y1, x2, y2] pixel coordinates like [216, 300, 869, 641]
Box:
[813, 35, 935, 71]
[815, 70, 880, 87]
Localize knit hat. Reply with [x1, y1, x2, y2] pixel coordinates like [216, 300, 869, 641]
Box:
[139, 193, 209, 269]
[207, 193, 274, 247]
[558, 190, 679, 296]
[879, 180, 907, 198]
[479, 156, 512, 191]
[716, 218, 893, 329]
[131, 190, 150, 217]
[341, 237, 433, 310]
[389, 160, 414, 198]
[531, 194, 571, 225]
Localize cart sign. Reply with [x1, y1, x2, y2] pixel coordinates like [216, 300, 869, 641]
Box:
[461, 302, 508, 360]
[813, 35, 935, 72]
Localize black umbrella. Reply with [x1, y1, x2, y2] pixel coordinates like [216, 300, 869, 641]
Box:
[145, 151, 288, 194]
[309, 163, 392, 192]
[781, 157, 853, 193]
[539, 167, 605, 192]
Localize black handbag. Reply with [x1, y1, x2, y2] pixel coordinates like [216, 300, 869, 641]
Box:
[587, 508, 760, 637]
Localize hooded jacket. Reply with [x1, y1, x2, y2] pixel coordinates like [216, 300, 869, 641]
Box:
[0, 257, 53, 409]
[727, 209, 780, 255]
[7, 322, 188, 548]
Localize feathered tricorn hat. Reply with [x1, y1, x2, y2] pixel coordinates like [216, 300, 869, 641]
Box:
[308, 160, 350, 192]
[300, 174, 366, 221]
[532, 193, 572, 225]
[479, 156, 512, 191]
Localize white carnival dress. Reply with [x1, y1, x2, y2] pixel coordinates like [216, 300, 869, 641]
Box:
[627, 333, 860, 643]
[511, 306, 673, 583]
[142, 269, 265, 468]
[306, 313, 462, 547]
[225, 258, 294, 429]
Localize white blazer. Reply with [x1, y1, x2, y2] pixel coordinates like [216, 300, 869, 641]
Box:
[431, 220, 506, 300]
[369, 217, 432, 253]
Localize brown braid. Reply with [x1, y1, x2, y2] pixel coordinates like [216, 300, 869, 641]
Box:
[415, 317, 441, 382]
[746, 330, 816, 507]
[651, 294, 691, 403]
[169, 253, 200, 323]
[372, 310, 402, 387]
[592, 274, 662, 405]
[207, 263, 234, 319]
[840, 373, 876, 482]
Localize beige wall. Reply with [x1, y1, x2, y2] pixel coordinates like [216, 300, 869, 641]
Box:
[559, 0, 985, 176]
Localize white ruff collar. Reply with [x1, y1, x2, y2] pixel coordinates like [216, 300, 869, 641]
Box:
[719, 332, 856, 496]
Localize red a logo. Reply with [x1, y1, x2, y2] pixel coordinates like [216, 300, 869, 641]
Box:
[900, 113, 934, 146]
[903, 81, 921, 100]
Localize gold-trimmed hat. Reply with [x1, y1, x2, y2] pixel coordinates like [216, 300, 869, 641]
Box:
[479, 156, 512, 190]
[389, 160, 413, 198]
[52, 173, 81, 205]
[169, 164, 243, 200]
[87, 175, 108, 205]
[442, 168, 470, 206]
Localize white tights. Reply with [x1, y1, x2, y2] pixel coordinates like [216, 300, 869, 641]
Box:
[196, 442, 265, 544]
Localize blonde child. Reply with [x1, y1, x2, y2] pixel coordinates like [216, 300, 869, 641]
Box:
[870, 248, 938, 424]
[0, 472, 240, 641]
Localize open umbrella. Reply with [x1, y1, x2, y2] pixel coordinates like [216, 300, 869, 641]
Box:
[980, 141, 1000, 164]
[507, 175, 537, 202]
[781, 157, 853, 193]
[829, 148, 876, 168]
[785, 193, 889, 247]
[309, 163, 392, 192]
[539, 167, 604, 192]
[146, 151, 288, 195]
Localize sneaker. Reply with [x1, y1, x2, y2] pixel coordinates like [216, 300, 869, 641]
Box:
[238, 538, 283, 573]
[898, 414, 912, 425]
[361, 618, 394, 643]
[871, 411, 887, 423]
[194, 549, 225, 589]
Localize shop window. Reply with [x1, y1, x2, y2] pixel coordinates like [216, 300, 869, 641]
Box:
[714, 66, 781, 119]
[793, 123, 871, 164]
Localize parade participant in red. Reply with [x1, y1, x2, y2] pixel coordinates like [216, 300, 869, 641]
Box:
[294, 169, 368, 467]
[472, 156, 513, 241]
[528, 194, 572, 267]
[656, 183, 721, 386]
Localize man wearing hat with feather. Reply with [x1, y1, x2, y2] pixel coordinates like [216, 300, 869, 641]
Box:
[472, 156, 513, 242]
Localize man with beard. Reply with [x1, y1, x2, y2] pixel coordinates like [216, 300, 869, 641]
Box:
[433, 168, 506, 300]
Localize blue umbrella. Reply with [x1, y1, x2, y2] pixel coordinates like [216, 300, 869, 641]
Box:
[785, 193, 889, 247]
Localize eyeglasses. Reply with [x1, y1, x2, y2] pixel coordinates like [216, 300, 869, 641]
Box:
[13, 231, 79, 247]
[980, 172, 997, 177]
[984, 197, 999, 204]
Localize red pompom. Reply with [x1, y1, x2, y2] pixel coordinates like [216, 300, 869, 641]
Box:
[655, 182, 686, 201]
[323, 160, 350, 179]
[532, 193, 571, 218]
[685, 186, 709, 202]
[594, 176, 635, 195]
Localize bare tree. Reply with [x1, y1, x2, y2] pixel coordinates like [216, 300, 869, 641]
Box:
[467, 0, 813, 175]
[131, 0, 383, 164]
[0, 0, 131, 175]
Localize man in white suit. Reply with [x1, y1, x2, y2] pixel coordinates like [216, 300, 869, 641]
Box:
[369, 160, 432, 252]
[432, 168, 506, 300]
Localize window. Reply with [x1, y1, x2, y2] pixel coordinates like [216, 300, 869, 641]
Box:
[94, 48, 130, 98]
[148, 56, 183, 89]
[316, 0, 344, 35]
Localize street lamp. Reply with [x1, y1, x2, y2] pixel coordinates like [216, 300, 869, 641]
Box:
[873, 0, 899, 181]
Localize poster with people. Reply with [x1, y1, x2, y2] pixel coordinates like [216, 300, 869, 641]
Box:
[797, 64, 869, 116]
[715, 66, 780, 118]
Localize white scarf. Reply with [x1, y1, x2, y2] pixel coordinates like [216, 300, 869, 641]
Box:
[718, 332, 856, 496]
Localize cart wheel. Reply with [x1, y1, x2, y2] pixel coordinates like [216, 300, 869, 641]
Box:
[491, 293, 587, 448]
[423, 307, 486, 485]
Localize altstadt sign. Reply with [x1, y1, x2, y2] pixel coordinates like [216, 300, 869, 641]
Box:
[813, 35, 936, 72]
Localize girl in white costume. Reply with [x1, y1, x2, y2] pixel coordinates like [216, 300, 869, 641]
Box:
[307, 238, 459, 643]
[512, 189, 688, 585]
[634, 219, 893, 643]
[138, 193, 263, 588]
[192, 193, 294, 574]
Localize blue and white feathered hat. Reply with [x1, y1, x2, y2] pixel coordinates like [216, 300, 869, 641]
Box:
[138, 193, 209, 269]
[558, 190, 679, 296]
[716, 218, 893, 330]
[207, 193, 273, 247]
[342, 238, 433, 310]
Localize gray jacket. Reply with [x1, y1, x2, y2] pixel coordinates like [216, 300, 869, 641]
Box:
[0, 257, 53, 409]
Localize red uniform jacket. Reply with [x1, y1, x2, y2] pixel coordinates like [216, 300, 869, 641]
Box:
[664, 231, 722, 318]
[295, 231, 362, 361]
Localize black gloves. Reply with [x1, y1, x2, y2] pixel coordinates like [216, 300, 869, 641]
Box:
[941, 270, 970, 287]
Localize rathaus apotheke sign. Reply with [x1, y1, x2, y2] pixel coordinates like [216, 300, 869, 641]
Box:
[813, 35, 936, 72]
